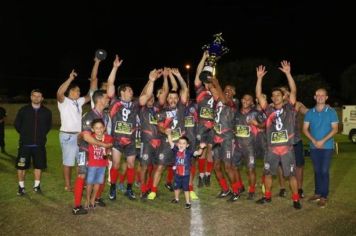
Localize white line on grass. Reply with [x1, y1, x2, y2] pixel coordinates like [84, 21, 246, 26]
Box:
[190, 198, 204, 236]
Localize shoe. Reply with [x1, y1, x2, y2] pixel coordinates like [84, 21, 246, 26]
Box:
[204, 175, 211, 187]
[117, 183, 125, 192]
[318, 198, 327, 208]
[227, 193, 240, 202]
[72, 206, 88, 215]
[256, 197, 272, 204]
[308, 194, 321, 202]
[125, 189, 136, 200]
[190, 191, 199, 200]
[198, 176, 204, 188]
[279, 189, 287, 197]
[171, 199, 179, 204]
[247, 192, 255, 200]
[185, 203, 191, 209]
[217, 190, 231, 198]
[109, 184, 117, 200]
[293, 200, 302, 209]
[33, 185, 42, 194]
[140, 191, 149, 201]
[95, 198, 106, 207]
[17, 186, 25, 196]
[298, 189, 305, 198]
[164, 183, 174, 192]
[238, 186, 245, 194]
[147, 191, 156, 200]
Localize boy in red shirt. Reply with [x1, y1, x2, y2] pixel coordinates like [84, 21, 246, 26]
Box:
[86, 119, 113, 209]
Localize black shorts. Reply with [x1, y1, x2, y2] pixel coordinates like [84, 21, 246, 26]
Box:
[156, 140, 174, 166]
[213, 139, 235, 165]
[140, 142, 160, 166]
[264, 145, 296, 177]
[234, 145, 256, 169]
[196, 124, 214, 145]
[113, 140, 137, 158]
[16, 145, 47, 170]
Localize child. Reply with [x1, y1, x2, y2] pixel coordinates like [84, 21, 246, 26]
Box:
[166, 130, 205, 209]
[86, 119, 113, 209]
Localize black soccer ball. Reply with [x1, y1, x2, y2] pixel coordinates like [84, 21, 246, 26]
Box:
[95, 49, 107, 61]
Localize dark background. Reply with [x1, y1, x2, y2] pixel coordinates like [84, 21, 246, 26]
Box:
[1, 1, 355, 100]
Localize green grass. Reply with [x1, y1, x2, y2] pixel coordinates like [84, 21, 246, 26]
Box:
[1, 128, 356, 235]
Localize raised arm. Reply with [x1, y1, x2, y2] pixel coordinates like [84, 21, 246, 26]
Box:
[255, 65, 268, 110]
[279, 60, 296, 105]
[209, 77, 226, 104]
[194, 51, 209, 87]
[57, 69, 77, 103]
[168, 68, 178, 92]
[171, 68, 188, 104]
[107, 55, 123, 98]
[157, 68, 169, 106]
[90, 57, 101, 92]
[139, 69, 163, 106]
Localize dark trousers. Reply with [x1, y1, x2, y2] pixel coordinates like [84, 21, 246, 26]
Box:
[310, 149, 333, 198]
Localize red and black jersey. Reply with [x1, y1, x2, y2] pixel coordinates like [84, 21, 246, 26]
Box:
[157, 102, 185, 142]
[234, 107, 263, 147]
[110, 98, 139, 140]
[139, 102, 161, 142]
[184, 100, 198, 143]
[264, 103, 296, 146]
[196, 84, 215, 128]
[213, 100, 235, 143]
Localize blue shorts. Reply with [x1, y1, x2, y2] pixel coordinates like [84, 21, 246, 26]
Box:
[59, 132, 79, 166]
[173, 174, 190, 191]
[86, 167, 106, 184]
[294, 140, 305, 167]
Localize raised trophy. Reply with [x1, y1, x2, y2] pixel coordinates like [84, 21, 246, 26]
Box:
[95, 49, 107, 61]
[199, 33, 229, 83]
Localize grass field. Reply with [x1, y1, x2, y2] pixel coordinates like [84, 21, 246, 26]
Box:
[0, 127, 356, 236]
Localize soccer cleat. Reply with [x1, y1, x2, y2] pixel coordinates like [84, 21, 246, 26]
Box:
[134, 181, 141, 188]
[17, 186, 25, 196]
[171, 199, 179, 204]
[185, 203, 191, 209]
[125, 189, 136, 200]
[117, 183, 125, 192]
[147, 191, 156, 200]
[256, 197, 272, 204]
[198, 176, 204, 188]
[293, 200, 302, 209]
[72, 206, 88, 215]
[140, 191, 149, 201]
[217, 190, 231, 198]
[318, 198, 327, 208]
[227, 193, 240, 202]
[109, 184, 117, 200]
[279, 188, 287, 197]
[204, 175, 211, 187]
[308, 194, 321, 202]
[95, 198, 106, 207]
[164, 183, 174, 192]
[33, 185, 42, 194]
[247, 192, 255, 200]
[298, 189, 305, 198]
[190, 191, 199, 200]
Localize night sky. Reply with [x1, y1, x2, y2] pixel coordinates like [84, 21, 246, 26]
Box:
[1, 1, 355, 98]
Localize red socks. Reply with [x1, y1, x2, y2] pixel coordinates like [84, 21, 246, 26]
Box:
[74, 176, 85, 207]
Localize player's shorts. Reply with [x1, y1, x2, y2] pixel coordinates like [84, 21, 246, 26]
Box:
[16, 145, 47, 170]
[76, 150, 88, 175]
[113, 136, 137, 158]
[196, 123, 214, 145]
[234, 145, 256, 169]
[140, 139, 161, 166]
[213, 138, 235, 165]
[156, 140, 174, 166]
[264, 145, 296, 177]
[255, 131, 267, 159]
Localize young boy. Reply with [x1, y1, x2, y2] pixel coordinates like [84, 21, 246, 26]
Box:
[86, 119, 113, 209]
[166, 131, 205, 209]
